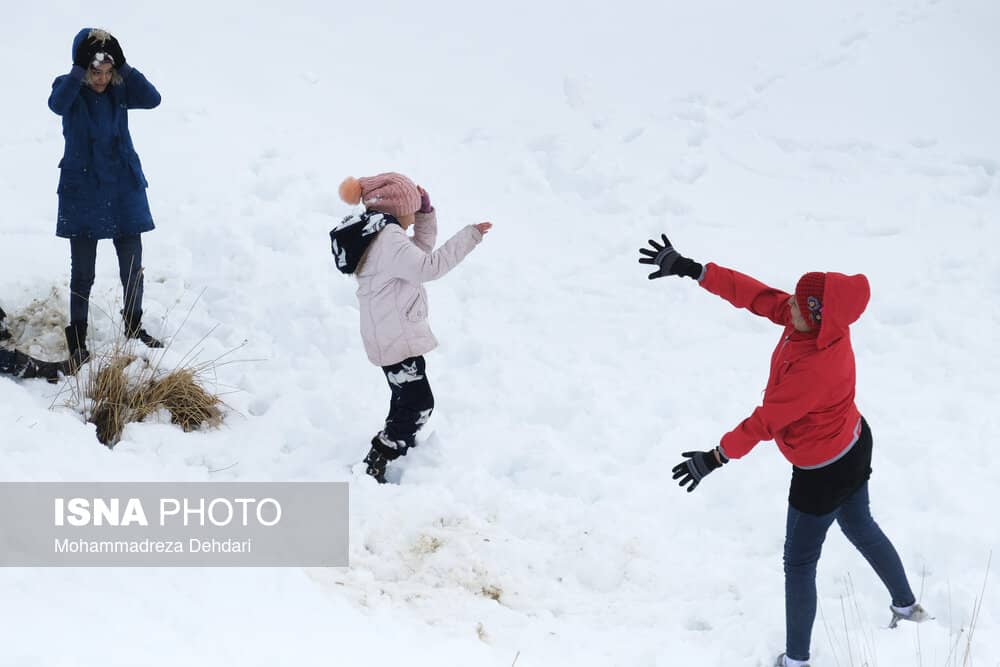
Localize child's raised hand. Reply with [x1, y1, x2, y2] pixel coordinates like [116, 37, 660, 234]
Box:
[417, 185, 433, 213]
[475, 222, 493, 235]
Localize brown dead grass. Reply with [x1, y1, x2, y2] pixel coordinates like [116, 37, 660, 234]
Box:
[143, 369, 223, 431]
[85, 353, 223, 447]
[88, 355, 134, 446]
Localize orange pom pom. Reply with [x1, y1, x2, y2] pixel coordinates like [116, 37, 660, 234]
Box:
[338, 177, 362, 205]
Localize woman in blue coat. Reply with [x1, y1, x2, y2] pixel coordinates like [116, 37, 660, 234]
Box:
[49, 28, 163, 366]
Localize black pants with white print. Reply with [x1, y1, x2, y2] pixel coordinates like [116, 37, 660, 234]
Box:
[373, 355, 434, 461]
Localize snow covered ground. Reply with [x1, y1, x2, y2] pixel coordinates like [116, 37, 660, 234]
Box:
[1, 0, 998, 664]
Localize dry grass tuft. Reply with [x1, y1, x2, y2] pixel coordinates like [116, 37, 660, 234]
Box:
[74, 346, 223, 447]
[53, 290, 240, 447]
[81, 351, 223, 447]
[143, 369, 223, 431]
[88, 354, 136, 446]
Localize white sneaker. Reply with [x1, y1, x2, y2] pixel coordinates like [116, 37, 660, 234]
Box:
[774, 653, 810, 667]
[889, 603, 932, 629]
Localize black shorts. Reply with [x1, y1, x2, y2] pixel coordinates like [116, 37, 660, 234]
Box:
[788, 417, 873, 515]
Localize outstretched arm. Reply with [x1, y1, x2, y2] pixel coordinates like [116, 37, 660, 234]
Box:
[718, 365, 826, 459]
[698, 263, 791, 326]
[387, 224, 484, 283]
[638, 233, 791, 325]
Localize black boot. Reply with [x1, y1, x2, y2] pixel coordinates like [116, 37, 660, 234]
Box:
[11, 350, 68, 383]
[123, 311, 164, 348]
[65, 322, 91, 370]
[363, 437, 391, 484]
[0, 305, 10, 341]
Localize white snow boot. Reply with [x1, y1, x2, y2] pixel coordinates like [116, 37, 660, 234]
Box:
[889, 602, 932, 628]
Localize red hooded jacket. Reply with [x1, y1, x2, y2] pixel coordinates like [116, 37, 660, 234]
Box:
[699, 263, 871, 467]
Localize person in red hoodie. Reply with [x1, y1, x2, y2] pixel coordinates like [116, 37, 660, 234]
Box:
[639, 234, 929, 667]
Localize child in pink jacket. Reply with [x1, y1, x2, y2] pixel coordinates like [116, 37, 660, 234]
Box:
[331, 172, 492, 483]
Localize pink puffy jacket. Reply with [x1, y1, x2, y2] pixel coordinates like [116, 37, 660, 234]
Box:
[355, 210, 483, 367]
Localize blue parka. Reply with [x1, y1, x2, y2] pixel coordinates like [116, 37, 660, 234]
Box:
[48, 28, 161, 239]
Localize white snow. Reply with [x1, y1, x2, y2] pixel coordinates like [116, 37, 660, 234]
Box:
[1, 0, 998, 665]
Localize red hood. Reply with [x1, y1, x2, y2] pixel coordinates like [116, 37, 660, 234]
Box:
[815, 272, 870, 348]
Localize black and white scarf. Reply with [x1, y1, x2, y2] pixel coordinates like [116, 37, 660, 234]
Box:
[329, 210, 400, 274]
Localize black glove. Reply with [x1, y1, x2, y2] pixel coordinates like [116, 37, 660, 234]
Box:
[638, 234, 703, 280]
[73, 35, 102, 68]
[105, 34, 126, 69]
[671, 448, 727, 492]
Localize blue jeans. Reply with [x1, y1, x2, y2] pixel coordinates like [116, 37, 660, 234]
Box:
[69, 235, 144, 325]
[784, 482, 915, 661]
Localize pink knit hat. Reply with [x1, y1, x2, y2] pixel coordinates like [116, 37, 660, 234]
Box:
[338, 172, 421, 218]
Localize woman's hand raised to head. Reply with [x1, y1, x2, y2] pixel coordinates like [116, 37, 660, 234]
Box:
[105, 34, 126, 69]
[474, 222, 493, 236]
[73, 35, 101, 68]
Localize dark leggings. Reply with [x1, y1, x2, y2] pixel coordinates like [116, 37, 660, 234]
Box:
[69, 235, 143, 325]
[784, 482, 916, 661]
[375, 355, 435, 459]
